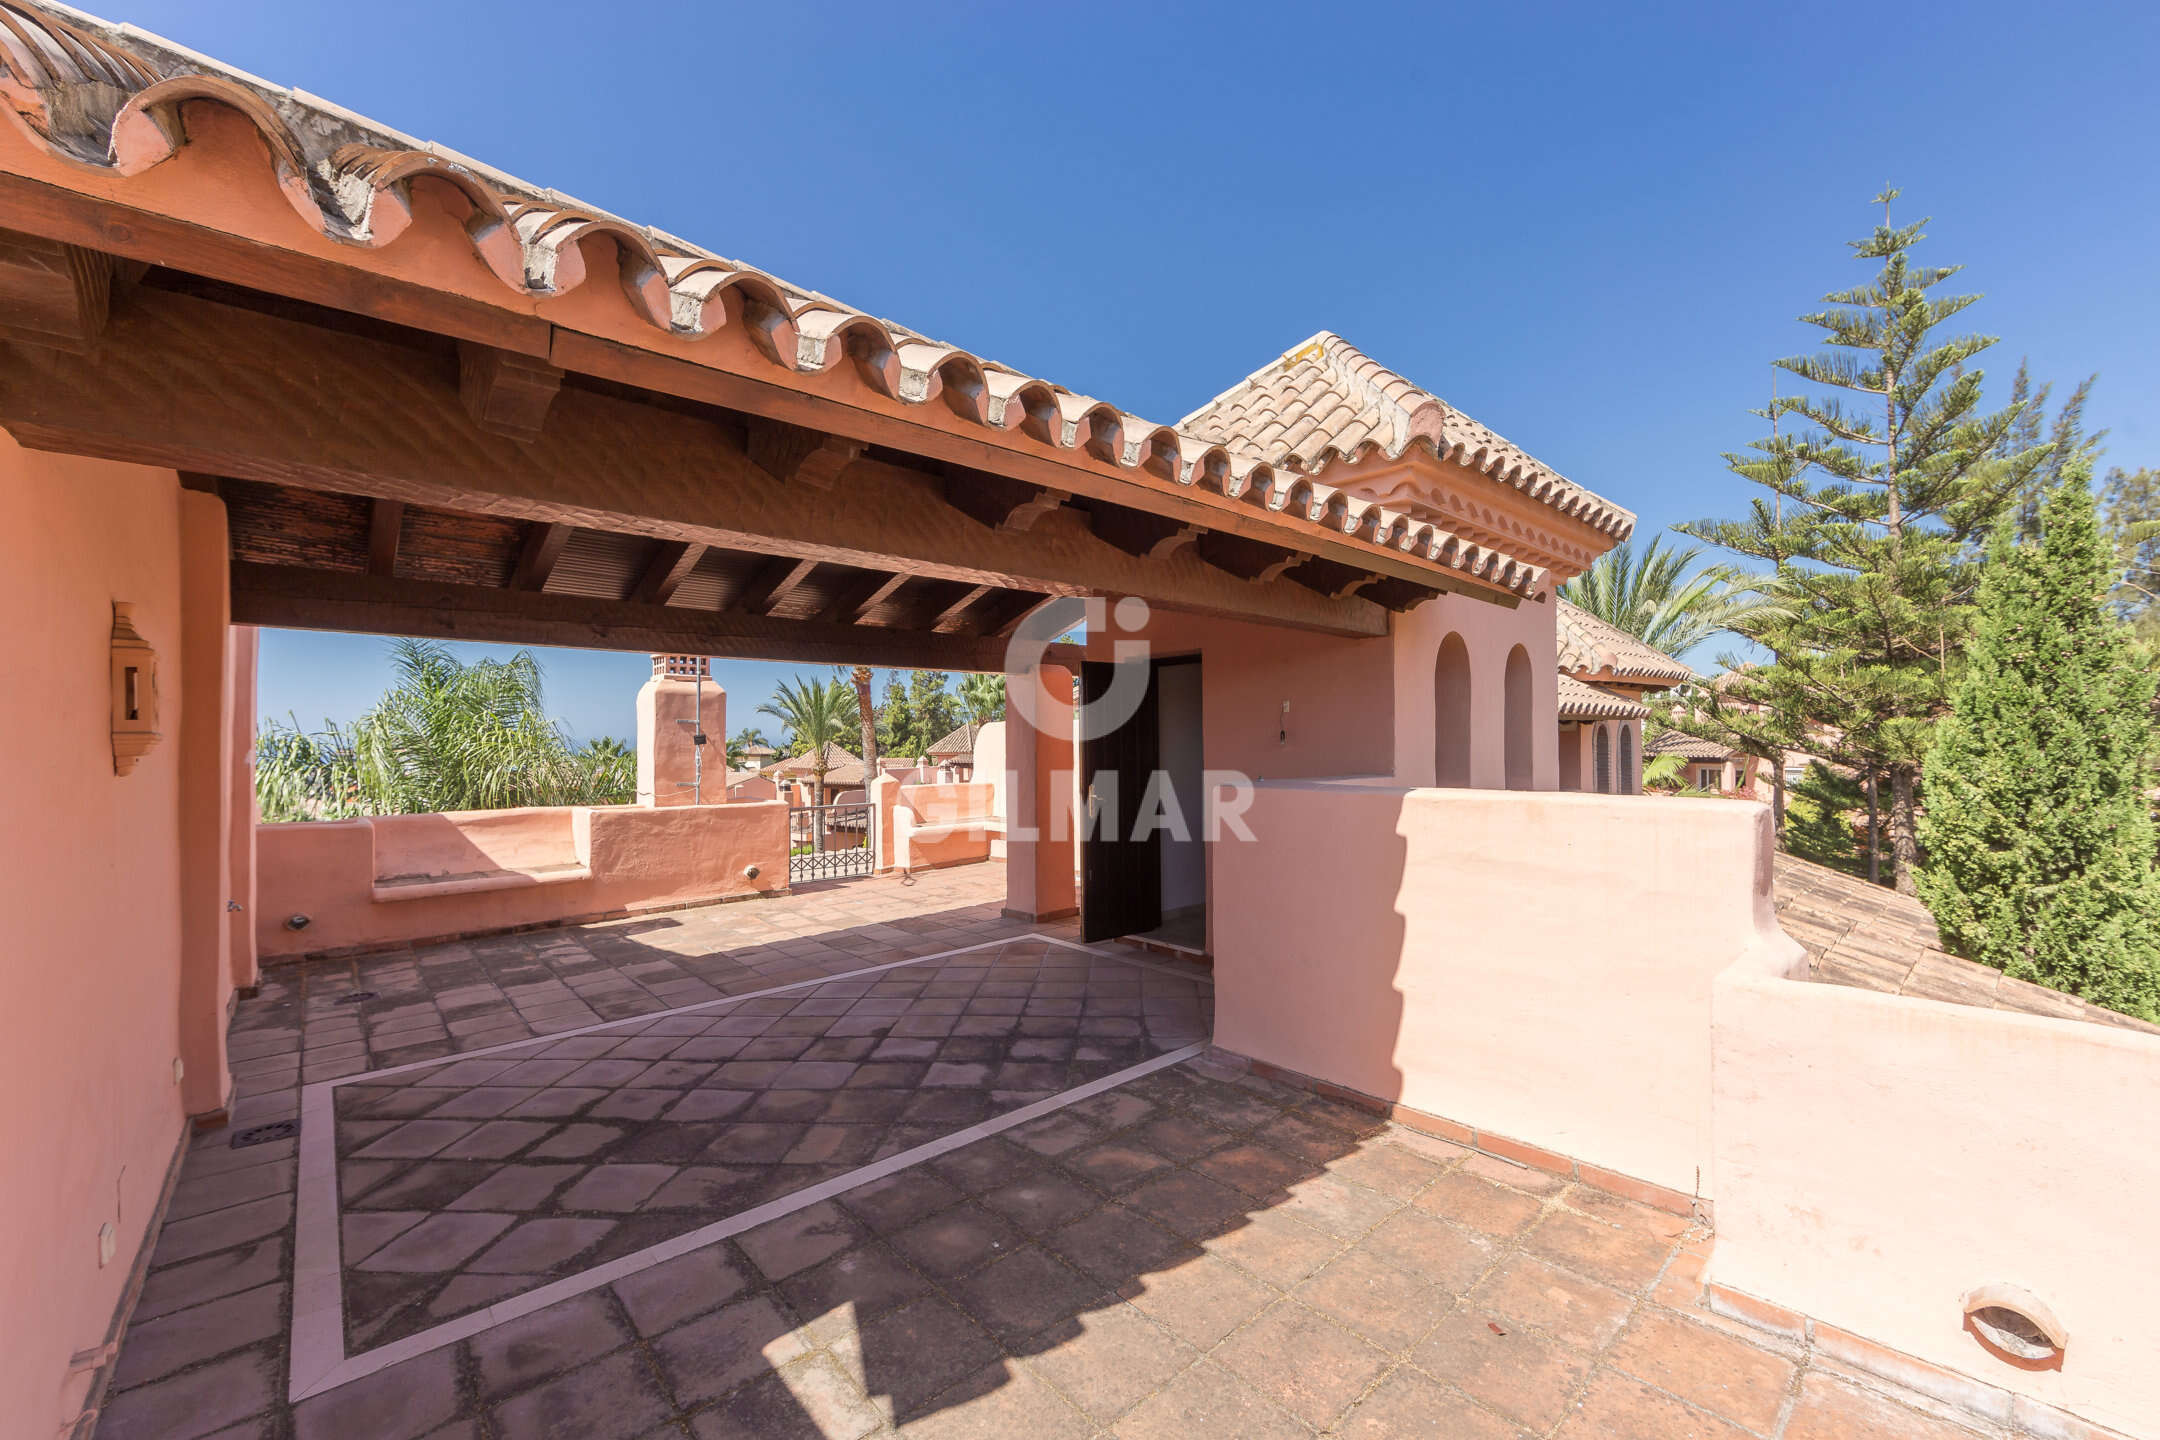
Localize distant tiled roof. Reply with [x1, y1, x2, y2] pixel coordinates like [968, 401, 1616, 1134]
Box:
[1556, 674, 1650, 722]
[769, 742, 866, 786]
[1555, 600, 1695, 687]
[1181, 333, 1632, 538]
[740, 742, 776, 757]
[925, 721, 983, 759]
[1646, 731, 1733, 762]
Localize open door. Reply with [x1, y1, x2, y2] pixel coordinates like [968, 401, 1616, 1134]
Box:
[1080, 657, 1162, 942]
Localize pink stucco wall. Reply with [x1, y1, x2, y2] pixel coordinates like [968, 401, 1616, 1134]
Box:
[256, 801, 788, 958]
[1212, 780, 1783, 1195]
[893, 781, 1000, 871]
[1711, 946, 2160, 1436]
[0, 439, 195, 1435]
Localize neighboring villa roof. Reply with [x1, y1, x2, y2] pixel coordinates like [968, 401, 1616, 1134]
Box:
[769, 742, 866, 786]
[1556, 674, 1650, 722]
[1182, 333, 1632, 538]
[740, 742, 777, 758]
[1646, 731, 1735, 762]
[0, 3, 1637, 602]
[925, 721, 983, 759]
[1554, 600, 1696, 688]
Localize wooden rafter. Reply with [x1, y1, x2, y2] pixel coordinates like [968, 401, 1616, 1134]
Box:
[1088, 504, 1200, 560]
[1196, 530, 1298, 584]
[631, 540, 704, 605]
[942, 469, 1068, 534]
[819, 569, 908, 626]
[929, 584, 995, 635]
[366, 498, 404, 577]
[1284, 555, 1376, 602]
[231, 561, 1077, 673]
[733, 556, 819, 616]
[0, 286, 1411, 635]
[509, 521, 573, 591]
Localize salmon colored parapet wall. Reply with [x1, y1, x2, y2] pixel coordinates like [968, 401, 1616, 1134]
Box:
[255, 801, 788, 959]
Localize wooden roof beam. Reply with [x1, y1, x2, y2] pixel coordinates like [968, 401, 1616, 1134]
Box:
[819, 569, 908, 626]
[745, 416, 864, 489]
[929, 584, 995, 635]
[231, 561, 1077, 674]
[509, 521, 574, 591]
[1089, 504, 1200, 560]
[631, 539, 705, 605]
[367, 498, 404, 577]
[942, 469, 1068, 533]
[459, 341, 562, 443]
[1196, 530, 1298, 584]
[0, 226, 117, 355]
[0, 287, 1399, 637]
[733, 556, 819, 616]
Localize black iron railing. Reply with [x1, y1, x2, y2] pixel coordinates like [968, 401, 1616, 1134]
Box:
[787, 802, 874, 882]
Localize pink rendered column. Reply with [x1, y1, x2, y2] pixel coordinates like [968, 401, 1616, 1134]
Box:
[1003, 662, 1077, 922]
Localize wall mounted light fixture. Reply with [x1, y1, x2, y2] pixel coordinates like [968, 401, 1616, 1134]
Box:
[109, 601, 161, 775]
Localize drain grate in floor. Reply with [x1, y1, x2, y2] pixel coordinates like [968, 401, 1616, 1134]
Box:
[231, 1120, 298, 1149]
[333, 991, 378, 1005]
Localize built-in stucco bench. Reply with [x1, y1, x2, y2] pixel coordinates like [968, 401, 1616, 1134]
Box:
[891, 785, 1003, 876]
[367, 808, 591, 903]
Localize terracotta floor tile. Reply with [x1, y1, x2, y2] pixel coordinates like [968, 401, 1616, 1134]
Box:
[1413, 1310, 1594, 1431]
[1416, 1170, 1548, 1237]
[1119, 1252, 1277, 1349]
[1782, 1372, 1990, 1440]
[891, 1202, 1023, 1280]
[1294, 1246, 1451, 1352]
[948, 1245, 1109, 1342]
[1475, 1253, 1636, 1350]
[1556, 1370, 1758, 1439]
[1523, 1207, 1677, 1292]
[1607, 1309, 1796, 1432]
[1335, 1364, 1529, 1439]
[1111, 1358, 1310, 1440]
[651, 1294, 809, 1406]
[1327, 1140, 1447, 1199]
[1022, 1303, 1201, 1423]
[893, 1361, 1095, 1440]
[830, 1296, 1003, 1416]
[1461, 1152, 1568, 1195]
[1213, 1300, 1392, 1429]
[1359, 1206, 1500, 1293]
[688, 1354, 883, 1440]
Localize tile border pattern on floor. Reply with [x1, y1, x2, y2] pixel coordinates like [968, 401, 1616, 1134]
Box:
[288, 931, 1208, 1403]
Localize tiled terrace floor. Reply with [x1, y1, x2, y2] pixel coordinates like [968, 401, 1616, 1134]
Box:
[103, 863, 2022, 1439]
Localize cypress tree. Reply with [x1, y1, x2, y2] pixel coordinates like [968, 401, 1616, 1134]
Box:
[1916, 467, 2160, 1020]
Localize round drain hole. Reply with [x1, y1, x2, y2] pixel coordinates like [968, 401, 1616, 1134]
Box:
[1962, 1284, 2066, 1364]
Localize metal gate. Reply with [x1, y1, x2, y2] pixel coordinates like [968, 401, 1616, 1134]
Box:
[788, 802, 874, 882]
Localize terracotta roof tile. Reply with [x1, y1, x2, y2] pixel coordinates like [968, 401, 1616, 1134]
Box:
[924, 721, 983, 759]
[769, 742, 866, 787]
[1645, 731, 1733, 761]
[1556, 674, 1650, 721]
[1554, 599, 1694, 687]
[0, 2, 1628, 603]
[1180, 332, 1633, 539]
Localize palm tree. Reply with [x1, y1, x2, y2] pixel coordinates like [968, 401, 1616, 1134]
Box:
[849, 666, 880, 785]
[1560, 535, 1759, 660]
[958, 671, 1005, 725]
[758, 676, 859, 808]
[254, 639, 633, 820]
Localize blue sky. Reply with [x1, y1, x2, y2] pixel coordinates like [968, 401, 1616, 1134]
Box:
[144, 1, 2157, 743]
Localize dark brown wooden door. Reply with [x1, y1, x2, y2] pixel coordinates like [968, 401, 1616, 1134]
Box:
[1080, 658, 1163, 942]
